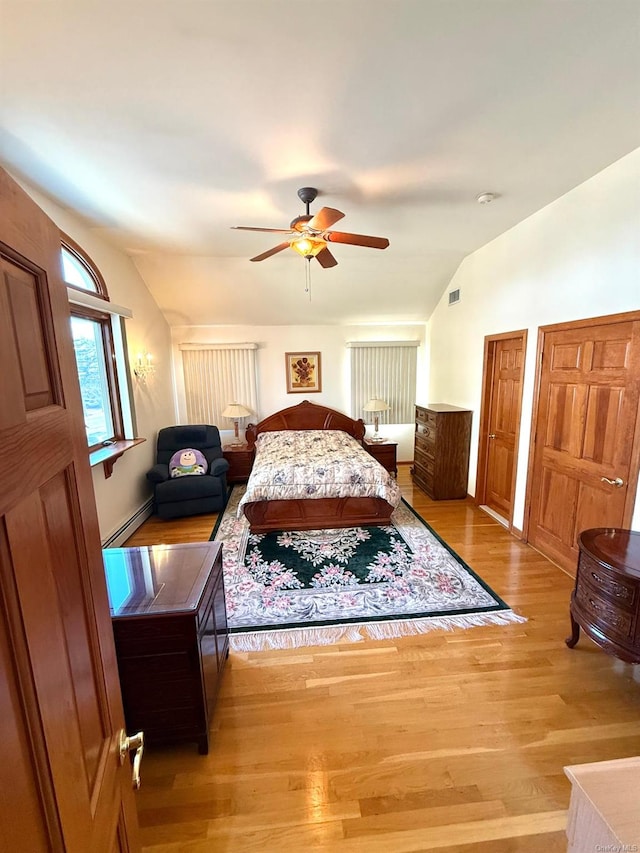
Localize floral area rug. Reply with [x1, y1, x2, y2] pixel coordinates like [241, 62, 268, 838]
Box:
[211, 486, 526, 651]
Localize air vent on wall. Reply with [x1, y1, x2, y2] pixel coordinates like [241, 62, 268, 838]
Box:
[448, 288, 460, 306]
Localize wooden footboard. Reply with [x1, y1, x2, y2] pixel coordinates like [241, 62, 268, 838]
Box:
[243, 496, 394, 534]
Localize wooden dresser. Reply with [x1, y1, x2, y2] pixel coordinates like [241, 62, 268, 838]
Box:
[566, 528, 640, 664]
[411, 404, 472, 500]
[103, 541, 229, 754]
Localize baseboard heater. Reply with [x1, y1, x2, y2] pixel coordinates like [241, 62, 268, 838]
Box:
[102, 498, 154, 548]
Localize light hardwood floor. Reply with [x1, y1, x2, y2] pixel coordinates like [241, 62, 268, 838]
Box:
[125, 466, 640, 852]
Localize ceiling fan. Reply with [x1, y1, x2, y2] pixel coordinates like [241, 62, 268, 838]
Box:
[231, 187, 389, 267]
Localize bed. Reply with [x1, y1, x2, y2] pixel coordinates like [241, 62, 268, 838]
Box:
[240, 400, 401, 533]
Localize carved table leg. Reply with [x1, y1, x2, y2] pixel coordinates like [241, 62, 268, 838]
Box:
[566, 608, 581, 648]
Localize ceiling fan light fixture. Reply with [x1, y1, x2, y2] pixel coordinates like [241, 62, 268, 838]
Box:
[290, 236, 326, 258]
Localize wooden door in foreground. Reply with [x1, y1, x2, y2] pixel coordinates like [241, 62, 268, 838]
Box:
[0, 170, 139, 850]
[477, 331, 526, 525]
[527, 312, 640, 574]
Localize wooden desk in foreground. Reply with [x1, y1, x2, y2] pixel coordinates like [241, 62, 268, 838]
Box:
[103, 541, 228, 754]
[565, 756, 640, 852]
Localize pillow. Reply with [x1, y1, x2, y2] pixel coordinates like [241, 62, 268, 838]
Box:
[169, 448, 208, 478]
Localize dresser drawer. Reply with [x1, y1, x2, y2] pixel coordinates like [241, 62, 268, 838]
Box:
[415, 422, 436, 446]
[578, 550, 637, 610]
[575, 581, 635, 641]
[125, 703, 206, 741]
[414, 444, 434, 472]
[413, 456, 432, 478]
[113, 615, 195, 655]
[416, 407, 436, 427]
[412, 461, 433, 493]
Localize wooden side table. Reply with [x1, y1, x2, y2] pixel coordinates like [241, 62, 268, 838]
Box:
[566, 528, 640, 663]
[363, 438, 398, 477]
[223, 443, 255, 483]
[103, 541, 228, 754]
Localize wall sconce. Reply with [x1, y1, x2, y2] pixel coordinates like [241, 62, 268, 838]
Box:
[133, 352, 155, 380]
[363, 397, 391, 442]
[222, 402, 251, 446]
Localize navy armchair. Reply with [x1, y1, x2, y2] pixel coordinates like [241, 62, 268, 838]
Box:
[146, 425, 229, 520]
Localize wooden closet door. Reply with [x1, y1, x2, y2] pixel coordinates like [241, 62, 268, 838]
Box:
[527, 314, 640, 574]
[0, 170, 139, 850]
[485, 335, 525, 520]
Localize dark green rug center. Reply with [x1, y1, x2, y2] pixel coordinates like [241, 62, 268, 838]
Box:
[246, 525, 411, 589]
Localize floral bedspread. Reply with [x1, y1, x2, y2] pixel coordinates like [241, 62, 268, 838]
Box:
[237, 429, 402, 513]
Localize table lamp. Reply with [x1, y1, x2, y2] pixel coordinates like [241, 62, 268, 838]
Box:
[222, 402, 251, 446]
[363, 398, 390, 442]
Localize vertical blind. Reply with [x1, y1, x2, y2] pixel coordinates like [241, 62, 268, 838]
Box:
[180, 343, 258, 426]
[348, 341, 419, 424]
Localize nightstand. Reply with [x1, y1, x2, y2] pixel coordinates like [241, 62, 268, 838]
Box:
[363, 438, 398, 477]
[223, 443, 255, 483]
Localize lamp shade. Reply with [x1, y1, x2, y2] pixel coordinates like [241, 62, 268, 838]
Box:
[363, 398, 390, 413]
[222, 403, 251, 419]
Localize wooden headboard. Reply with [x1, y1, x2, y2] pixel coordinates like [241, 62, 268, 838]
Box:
[245, 400, 365, 448]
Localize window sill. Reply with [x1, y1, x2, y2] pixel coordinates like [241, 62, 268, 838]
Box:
[89, 438, 146, 479]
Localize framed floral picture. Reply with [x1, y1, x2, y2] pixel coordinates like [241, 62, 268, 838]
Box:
[285, 351, 322, 393]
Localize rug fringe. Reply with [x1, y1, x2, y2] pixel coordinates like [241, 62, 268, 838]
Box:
[229, 609, 527, 652]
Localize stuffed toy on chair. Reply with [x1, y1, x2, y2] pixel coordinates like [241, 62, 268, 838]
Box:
[169, 448, 208, 477]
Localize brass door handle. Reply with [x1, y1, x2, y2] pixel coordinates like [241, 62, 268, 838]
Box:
[600, 476, 624, 487]
[488, 434, 496, 439]
[119, 730, 144, 790]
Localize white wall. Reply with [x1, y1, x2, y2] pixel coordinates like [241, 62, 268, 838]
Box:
[171, 324, 428, 462]
[17, 182, 177, 542]
[427, 148, 640, 531]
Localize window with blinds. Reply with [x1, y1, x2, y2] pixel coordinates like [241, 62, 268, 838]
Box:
[348, 341, 418, 425]
[180, 343, 259, 426]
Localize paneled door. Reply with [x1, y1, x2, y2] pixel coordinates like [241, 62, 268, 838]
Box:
[526, 313, 640, 574]
[0, 170, 140, 850]
[476, 331, 526, 525]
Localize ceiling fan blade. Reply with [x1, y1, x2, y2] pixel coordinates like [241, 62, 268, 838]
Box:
[250, 242, 291, 262]
[325, 231, 389, 250]
[232, 226, 292, 234]
[315, 247, 338, 268]
[307, 206, 345, 232]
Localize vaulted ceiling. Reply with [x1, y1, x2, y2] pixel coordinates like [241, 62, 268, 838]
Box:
[2, 0, 639, 326]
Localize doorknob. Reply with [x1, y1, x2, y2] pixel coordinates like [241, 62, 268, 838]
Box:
[119, 730, 144, 789]
[601, 476, 624, 488]
[488, 434, 496, 439]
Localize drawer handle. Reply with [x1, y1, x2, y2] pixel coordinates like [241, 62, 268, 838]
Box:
[600, 476, 624, 487]
[590, 571, 631, 601]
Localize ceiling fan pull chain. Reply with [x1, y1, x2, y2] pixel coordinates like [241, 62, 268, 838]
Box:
[305, 257, 312, 300]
